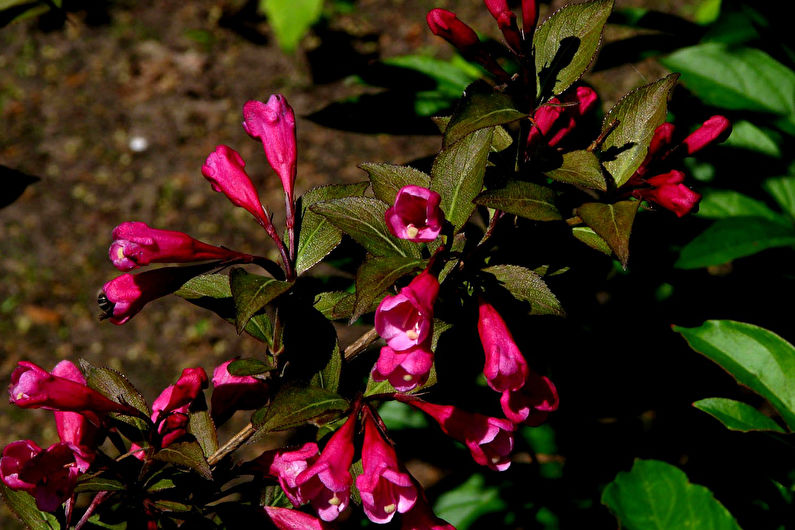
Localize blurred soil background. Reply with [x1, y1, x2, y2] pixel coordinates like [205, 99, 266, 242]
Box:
[0, 0, 700, 526]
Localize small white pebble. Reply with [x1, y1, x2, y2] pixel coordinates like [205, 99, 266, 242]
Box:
[129, 136, 149, 152]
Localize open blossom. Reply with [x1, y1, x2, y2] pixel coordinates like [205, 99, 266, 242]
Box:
[109, 221, 251, 272]
[51, 361, 99, 470]
[249, 442, 320, 507]
[151, 367, 208, 448]
[375, 270, 439, 351]
[264, 506, 328, 530]
[242, 95, 298, 202]
[210, 360, 270, 426]
[478, 299, 529, 393]
[385, 186, 445, 242]
[295, 413, 357, 521]
[201, 145, 269, 226]
[400, 491, 456, 530]
[501, 371, 559, 425]
[526, 86, 598, 152]
[398, 396, 514, 471]
[356, 413, 417, 523]
[372, 343, 434, 392]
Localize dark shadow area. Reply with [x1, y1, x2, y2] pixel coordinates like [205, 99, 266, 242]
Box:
[0, 166, 40, 209]
[305, 20, 379, 85]
[537, 36, 580, 102]
[218, 0, 269, 46]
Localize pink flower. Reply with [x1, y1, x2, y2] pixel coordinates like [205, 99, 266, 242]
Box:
[400, 491, 455, 530]
[372, 343, 434, 392]
[398, 396, 514, 471]
[527, 86, 598, 151]
[264, 506, 328, 530]
[109, 221, 251, 272]
[501, 371, 559, 425]
[477, 299, 529, 393]
[51, 361, 98, 471]
[201, 145, 269, 226]
[631, 170, 701, 218]
[0, 441, 82, 512]
[375, 270, 439, 351]
[484, 0, 522, 52]
[151, 367, 208, 448]
[356, 413, 417, 523]
[251, 442, 320, 506]
[385, 186, 445, 242]
[210, 360, 270, 426]
[522, 0, 538, 33]
[9, 361, 133, 416]
[242, 96, 298, 202]
[100, 266, 197, 325]
[295, 413, 357, 521]
[682, 115, 732, 156]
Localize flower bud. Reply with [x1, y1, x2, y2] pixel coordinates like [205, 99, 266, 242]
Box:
[372, 343, 434, 392]
[477, 299, 529, 392]
[375, 270, 439, 351]
[51, 361, 99, 471]
[501, 371, 559, 425]
[484, 0, 522, 52]
[99, 266, 197, 325]
[201, 145, 269, 226]
[633, 170, 701, 217]
[210, 360, 270, 426]
[385, 186, 445, 242]
[522, 0, 538, 34]
[527, 86, 597, 151]
[264, 506, 328, 530]
[151, 367, 208, 448]
[681, 115, 732, 156]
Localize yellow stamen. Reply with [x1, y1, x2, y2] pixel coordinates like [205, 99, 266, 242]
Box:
[16, 392, 27, 400]
[406, 225, 419, 239]
[406, 329, 419, 341]
[116, 246, 126, 260]
[328, 495, 341, 506]
[384, 503, 396, 514]
[491, 456, 500, 464]
[402, 374, 413, 381]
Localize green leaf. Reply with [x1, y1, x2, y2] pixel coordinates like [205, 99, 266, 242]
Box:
[693, 397, 786, 433]
[482, 264, 564, 316]
[378, 400, 429, 430]
[383, 54, 478, 100]
[544, 149, 607, 191]
[295, 182, 369, 274]
[474, 181, 562, 221]
[313, 291, 354, 320]
[763, 176, 795, 219]
[153, 441, 212, 480]
[661, 44, 795, 118]
[1, 483, 58, 530]
[174, 273, 231, 299]
[601, 74, 678, 187]
[310, 339, 342, 393]
[352, 256, 426, 323]
[74, 476, 126, 493]
[258, 0, 323, 52]
[153, 500, 192, 512]
[675, 320, 795, 430]
[572, 226, 612, 255]
[431, 127, 493, 232]
[365, 363, 437, 397]
[310, 197, 422, 258]
[229, 268, 292, 333]
[534, 0, 614, 100]
[721, 120, 781, 157]
[576, 200, 639, 267]
[189, 399, 219, 458]
[603, 460, 742, 530]
[433, 474, 507, 529]
[79, 359, 150, 416]
[696, 190, 784, 221]
[244, 313, 275, 347]
[228, 358, 277, 376]
[444, 81, 526, 148]
[360, 163, 431, 205]
[252, 385, 349, 432]
[675, 217, 795, 269]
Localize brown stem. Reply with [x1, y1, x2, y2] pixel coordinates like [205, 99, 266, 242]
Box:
[74, 491, 110, 530]
[587, 119, 620, 152]
[343, 327, 380, 362]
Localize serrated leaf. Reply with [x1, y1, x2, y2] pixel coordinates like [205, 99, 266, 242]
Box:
[602, 459, 742, 530]
[295, 182, 370, 274]
[228, 358, 277, 376]
[79, 359, 150, 417]
[534, 0, 614, 100]
[74, 476, 126, 493]
[146, 478, 176, 493]
[243, 313, 275, 348]
[1, 484, 58, 530]
[572, 226, 612, 255]
[252, 385, 349, 432]
[675, 320, 795, 430]
[258, 0, 323, 52]
[153, 500, 192, 512]
[696, 190, 784, 221]
[433, 474, 507, 529]
[153, 441, 212, 480]
[444, 81, 526, 148]
[310, 340, 342, 393]
[763, 176, 795, 219]
[229, 268, 292, 333]
[310, 197, 421, 258]
[174, 274, 231, 299]
[313, 291, 353, 320]
[482, 264, 564, 316]
[189, 395, 219, 458]
[544, 150, 607, 191]
[431, 128, 493, 232]
[693, 397, 786, 433]
[360, 163, 431, 205]
[474, 181, 562, 221]
[352, 256, 426, 322]
[576, 200, 639, 267]
[675, 217, 795, 269]
[601, 74, 678, 187]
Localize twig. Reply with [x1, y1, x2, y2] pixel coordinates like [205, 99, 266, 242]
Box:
[343, 327, 380, 362]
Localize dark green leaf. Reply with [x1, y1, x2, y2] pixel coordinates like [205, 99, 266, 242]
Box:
[74, 476, 126, 493]
[675, 217, 795, 269]
[352, 256, 426, 322]
[378, 400, 429, 430]
[576, 200, 640, 267]
[189, 396, 219, 458]
[572, 226, 612, 255]
[364, 364, 437, 397]
[431, 128, 493, 232]
[79, 359, 150, 416]
[675, 320, 795, 430]
[153, 441, 212, 480]
[444, 81, 526, 148]
[174, 274, 231, 299]
[491, 125, 514, 152]
[1, 483, 58, 530]
[252, 385, 349, 432]
[229, 268, 292, 333]
[310, 340, 343, 393]
[313, 291, 354, 320]
[474, 181, 562, 221]
[601, 74, 678, 187]
[258, 0, 323, 52]
[153, 500, 192, 512]
[146, 478, 176, 493]
[696, 190, 784, 221]
[360, 163, 431, 205]
[544, 150, 607, 191]
[228, 358, 277, 376]
[310, 197, 422, 258]
[243, 313, 275, 348]
[763, 176, 795, 219]
[693, 397, 786, 433]
[433, 474, 506, 529]
[534, 0, 614, 99]
[722, 120, 781, 157]
[602, 459, 742, 530]
[482, 264, 564, 316]
[296, 182, 369, 274]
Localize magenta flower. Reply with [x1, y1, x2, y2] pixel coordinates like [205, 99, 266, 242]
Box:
[375, 270, 439, 351]
[264, 506, 328, 530]
[109, 221, 251, 272]
[100, 266, 198, 325]
[251, 442, 320, 507]
[478, 299, 529, 393]
[501, 371, 559, 425]
[522, 0, 538, 33]
[210, 360, 270, 426]
[356, 413, 417, 523]
[632, 170, 702, 218]
[242, 96, 298, 202]
[527, 86, 598, 151]
[201, 145, 269, 226]
[398, 396, 514, 471]
[51, 361, 98, 471]
[484, 0, 522, 52]
[372, 343, 434, 392]
[0, 441, 82, 512]
[295, 413, 357, 521]
[151, 367, 208, 448]
[385, 186, 445, 242]
[400, 491, 456, 530]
